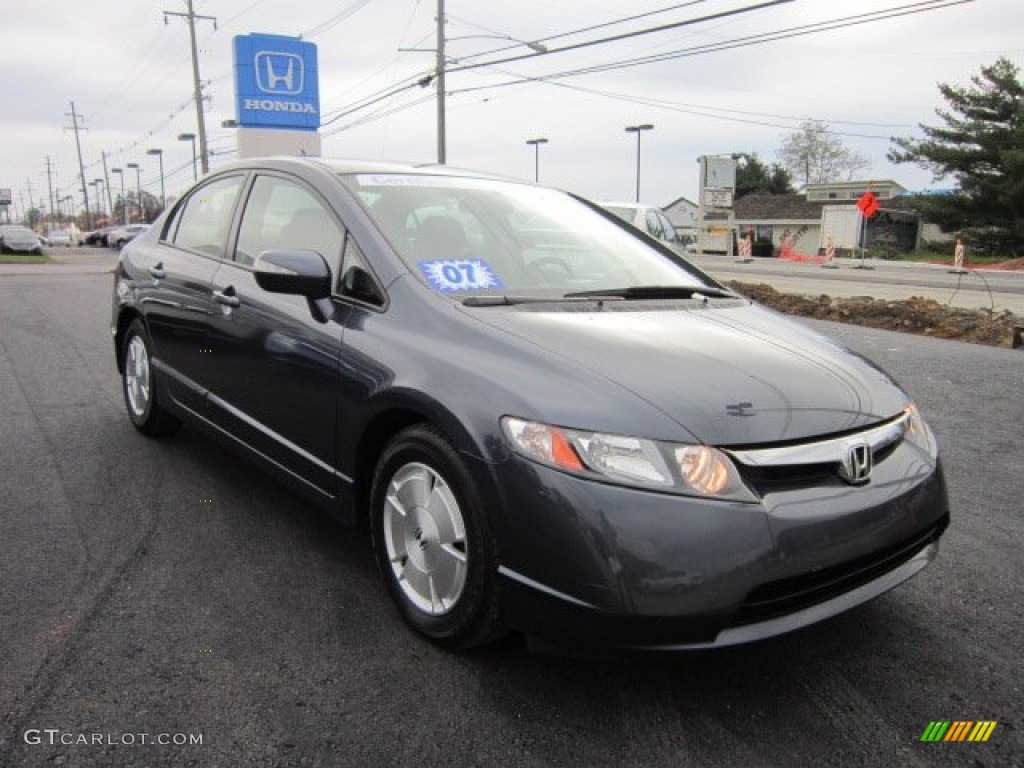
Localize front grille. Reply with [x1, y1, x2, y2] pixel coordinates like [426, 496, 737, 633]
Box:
[726, 413, 908, 492]
[734, 514, 949, 624]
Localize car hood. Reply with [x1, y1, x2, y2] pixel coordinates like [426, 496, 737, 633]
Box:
[466, 302, 909, 446]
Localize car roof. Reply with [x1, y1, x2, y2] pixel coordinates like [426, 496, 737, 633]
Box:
[207, 155, 522, 184]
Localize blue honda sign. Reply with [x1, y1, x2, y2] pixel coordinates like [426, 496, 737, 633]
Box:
[234, 34, 319, 131]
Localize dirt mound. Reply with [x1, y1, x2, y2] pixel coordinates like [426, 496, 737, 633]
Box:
[729, 281, 1022, 348]
[983, 257, 1024, 271]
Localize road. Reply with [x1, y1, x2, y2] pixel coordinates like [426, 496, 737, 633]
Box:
[0, 272, 1021, 767]
[689, 252, 1024, 315]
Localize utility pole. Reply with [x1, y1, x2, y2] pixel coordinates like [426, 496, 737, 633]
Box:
[43, 157, 56, 225]
[25, 177, 36, 225]
[164, 0, 216, 175]
[102, 151, 114, 214]
[436, 0, 446, 164]
[65, 101, 91, 230]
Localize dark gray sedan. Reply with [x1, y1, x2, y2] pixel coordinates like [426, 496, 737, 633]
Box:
[111, 157, 948, 651]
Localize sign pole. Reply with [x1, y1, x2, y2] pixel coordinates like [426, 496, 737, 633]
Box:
[850, 189, 877, 271]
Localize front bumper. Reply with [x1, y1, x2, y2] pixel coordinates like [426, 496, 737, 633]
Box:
[487, 439, 949, 650]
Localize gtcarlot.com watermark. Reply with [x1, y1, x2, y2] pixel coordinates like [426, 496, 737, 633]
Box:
[24, 729, 203, 747]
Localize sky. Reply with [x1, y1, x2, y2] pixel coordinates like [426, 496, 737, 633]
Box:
[1, 0, 1022, 223]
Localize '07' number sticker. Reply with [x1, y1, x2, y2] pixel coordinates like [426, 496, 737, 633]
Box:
[417, 259, 504, 293]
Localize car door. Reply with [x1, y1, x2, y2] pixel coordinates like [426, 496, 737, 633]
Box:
[137, 173, 245, 414]
[203, 172, 351, 496]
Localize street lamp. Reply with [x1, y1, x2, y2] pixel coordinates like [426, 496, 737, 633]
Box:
[625, 123, 654, 203]
[126, 163, 142, 222]
[177, 132, 198, 182]
[525, 137, 548, 183]
[147, 148, 165, 211]
[111, 168, 125, 225]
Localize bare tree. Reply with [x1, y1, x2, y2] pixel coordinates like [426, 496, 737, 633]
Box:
[778, 120, 871, 187]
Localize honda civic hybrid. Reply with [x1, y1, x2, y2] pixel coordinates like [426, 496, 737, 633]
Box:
[111, 157, 949, 651]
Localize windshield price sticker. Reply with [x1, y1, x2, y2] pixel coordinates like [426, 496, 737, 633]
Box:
[417, 259, 504, 293]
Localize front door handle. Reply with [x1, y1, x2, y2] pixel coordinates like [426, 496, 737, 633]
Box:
[148, 263, 166, 280]
[212, 287, 240, 308]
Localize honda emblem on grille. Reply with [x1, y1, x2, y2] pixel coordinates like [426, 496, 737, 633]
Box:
[839, 441, 873, 485]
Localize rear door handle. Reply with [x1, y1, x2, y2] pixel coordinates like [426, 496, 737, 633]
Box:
[212, 287, 241, 308]
[148, 263, 166, 280]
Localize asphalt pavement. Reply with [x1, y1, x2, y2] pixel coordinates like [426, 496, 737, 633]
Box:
[0, 272, 1021, 767]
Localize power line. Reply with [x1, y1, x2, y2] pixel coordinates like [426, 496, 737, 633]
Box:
[445, 0, 796, 76]
[449, 1, 713, 63]
[320, 0, 971, 140]
[456, 0, 974, 82]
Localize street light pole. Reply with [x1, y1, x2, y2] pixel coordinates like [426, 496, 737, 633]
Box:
[111, 168, 125, 225]
[625, 124, 654, 203]
[177, 133, 198, 182]
[147, 148, 165, 211]
[525, 137, 548, 183]
[92, 179, 105, 219]
[126, 163, 142, 222]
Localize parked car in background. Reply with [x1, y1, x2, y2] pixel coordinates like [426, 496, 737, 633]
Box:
[599, 201, 683, 251]
[112, 157, 949, 652]
[107, 223, 149, 249]
[46, 229, 73, 247]
[83, 225, 118, 247]
[0, 225, 44, 255]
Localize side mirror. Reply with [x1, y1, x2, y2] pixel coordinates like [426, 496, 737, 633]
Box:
[341, 266, 385, 306]
[254, 249, 332, 299]
[254, 249, 334, 323]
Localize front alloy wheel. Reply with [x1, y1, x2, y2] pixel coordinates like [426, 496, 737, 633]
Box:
[383, 462, 468, 615]
[370, 425, 502, 649]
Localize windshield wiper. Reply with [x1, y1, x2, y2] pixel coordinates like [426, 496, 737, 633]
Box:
[461, 294, 622, 307]
[563, 285, 738, 301]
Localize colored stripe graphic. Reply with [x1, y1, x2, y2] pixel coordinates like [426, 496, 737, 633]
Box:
[920, 721, 997, 742]
[945, 721, 972, 741]
[969, 722, 998, 742]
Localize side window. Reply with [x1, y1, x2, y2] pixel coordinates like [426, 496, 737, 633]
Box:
[339, 233, 385, 307]
[170, 175, 244, 257]
[235, 175, 343, 275]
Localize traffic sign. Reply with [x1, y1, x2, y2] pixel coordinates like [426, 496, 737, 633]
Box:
[857, 191, 879, 218]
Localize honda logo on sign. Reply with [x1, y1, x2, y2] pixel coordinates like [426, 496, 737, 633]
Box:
[255, 51, 303, 95]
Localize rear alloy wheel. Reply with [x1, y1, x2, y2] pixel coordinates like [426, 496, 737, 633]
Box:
[122, 319, 181, 436]
[370, 425, 502, 649]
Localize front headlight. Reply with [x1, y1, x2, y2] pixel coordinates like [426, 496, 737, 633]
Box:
[501, 417, 757, 503]
[902, 404, 937, 455]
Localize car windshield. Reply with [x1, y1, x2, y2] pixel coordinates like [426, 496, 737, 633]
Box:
[339, 174, 709, 297]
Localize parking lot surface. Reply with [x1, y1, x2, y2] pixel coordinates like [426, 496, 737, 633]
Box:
[0, 273, 1020, 767]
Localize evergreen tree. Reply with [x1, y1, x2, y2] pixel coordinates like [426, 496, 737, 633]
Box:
[889, 57, 1024, 254]
[734, 153, 794, 198]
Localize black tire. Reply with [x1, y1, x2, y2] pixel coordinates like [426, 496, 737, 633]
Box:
[121, 319, 181, 437]
[370, 424, 503, 650]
